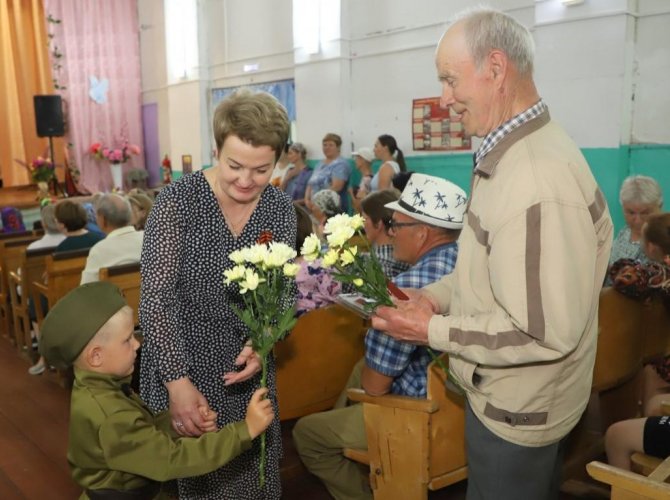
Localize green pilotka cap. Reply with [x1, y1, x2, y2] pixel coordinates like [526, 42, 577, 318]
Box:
[39, 282, 127, 369]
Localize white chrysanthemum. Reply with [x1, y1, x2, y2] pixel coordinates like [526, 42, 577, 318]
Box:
[300, 233, 321, 259]
[326, 225, 355, 249]
[322, 249, 339, 268]
[350, 214, 365, 231]
[323, 213, 351, 235]
[268, 242, 297, 265]
[243, 244, 269, 265]
[282, 262, 299, 277]
[229, 249, 245, 265]
[224, 265, 247, 284]
[239, 269, 264, 294]
[339, 246, 358, 266]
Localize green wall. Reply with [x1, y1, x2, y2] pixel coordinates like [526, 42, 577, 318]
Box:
[176, 144, 670, 234]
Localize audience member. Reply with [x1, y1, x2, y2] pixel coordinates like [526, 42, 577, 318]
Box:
[1, 207, 25, 233]
[27, 204, 65, 250]
[269, 143, 292, 187]
[293, 174, 464, 500]
[127, 191, 154, 231]
[360, 189, 410, 278]
[371, 9, 613, 499]
[304, 133, 352, 213]
[605, 415, 670, 471]
[282, 143, 312, 205]
[80, 194, 144, 284]
[54, 201, 105, 253]
[348, 147, 374, 213]
[82, 201, 105, 237]
[310, 189, 342, 239]
[38, 282, 274, 498]
[609, 175, 663, 266]
[371, 134, 406, 192]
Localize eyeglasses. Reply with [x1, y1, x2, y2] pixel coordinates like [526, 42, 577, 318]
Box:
[386, 219, 425, 233]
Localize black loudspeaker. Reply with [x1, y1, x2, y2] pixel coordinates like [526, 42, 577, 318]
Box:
[34, 95, 65, 137]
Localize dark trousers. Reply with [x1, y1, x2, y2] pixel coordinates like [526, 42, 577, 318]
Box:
[465, 402, 566, 500]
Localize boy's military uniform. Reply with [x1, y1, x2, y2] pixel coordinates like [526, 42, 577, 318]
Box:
[40, 282, 253, 500]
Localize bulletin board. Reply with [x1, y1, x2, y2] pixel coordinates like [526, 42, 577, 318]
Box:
[412, 97, 471, 151]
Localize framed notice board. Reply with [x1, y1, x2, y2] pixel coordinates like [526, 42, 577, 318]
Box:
[412, 97, 471, 151]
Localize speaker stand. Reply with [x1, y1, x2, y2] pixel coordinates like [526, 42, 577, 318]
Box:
[47, 135, 67, 198]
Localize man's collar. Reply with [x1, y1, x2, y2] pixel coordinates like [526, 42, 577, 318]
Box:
[107, 225, 138, 238]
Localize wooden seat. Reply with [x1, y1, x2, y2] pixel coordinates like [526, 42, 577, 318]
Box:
[0, 237, 39, 343]
[99, 262, 141, 326]
[562, 287, 647, 492]
[7, 247, 55, 356]
[275, 305, 367, 420]
[31, 249, 89, 328]
[640, 296, 670, 363]
[344, 353, 467, 499]
[587, 457, 670, 499]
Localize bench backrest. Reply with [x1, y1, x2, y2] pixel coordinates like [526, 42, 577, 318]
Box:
[99, 262, 141, 325]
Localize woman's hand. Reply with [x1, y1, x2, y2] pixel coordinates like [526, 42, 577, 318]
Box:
[223, 345, 262, 386]
[166, 377, 211, 437]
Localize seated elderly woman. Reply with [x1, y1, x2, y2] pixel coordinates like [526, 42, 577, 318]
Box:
[304, 133, 352, 213]
[360, 189, 410, 279]
[609, 175, 663, 266]
[310, 189, 343, 239]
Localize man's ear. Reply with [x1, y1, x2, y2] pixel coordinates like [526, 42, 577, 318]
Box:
[663, 254, 670, 267]
[488, 49, 507, 83]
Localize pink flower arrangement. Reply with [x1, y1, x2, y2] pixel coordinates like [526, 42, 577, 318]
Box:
[90, 140, 141, 164]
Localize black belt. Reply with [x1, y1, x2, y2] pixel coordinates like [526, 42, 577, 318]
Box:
[86, 481, 160, 500]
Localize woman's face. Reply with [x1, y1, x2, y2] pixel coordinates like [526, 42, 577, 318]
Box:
[216, 135, 275, 204]
[623, 201, 660, 236]
[130, 204, 145, 227]
[322, 140, 340, 160]
[373, 140, 386, 160]
[287, 149, 300, 164]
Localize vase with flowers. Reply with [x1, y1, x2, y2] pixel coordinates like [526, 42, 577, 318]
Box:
[90, 140, 141, 192]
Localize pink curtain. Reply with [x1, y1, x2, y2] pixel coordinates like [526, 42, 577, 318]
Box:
[43, 0, 143, 193]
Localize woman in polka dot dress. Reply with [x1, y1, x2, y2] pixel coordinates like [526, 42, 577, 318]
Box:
[139, 90, 296, 499]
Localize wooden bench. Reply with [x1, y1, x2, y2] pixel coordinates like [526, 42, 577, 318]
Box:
[99, 262, 141, 326]
[32, 248, 89, 328]
[7, 246, 55, 356]
[0, 237, 39, 343]
[587, 457, 670, 499]
[275, 305, 367, 420]
[344, 353, 467, 499]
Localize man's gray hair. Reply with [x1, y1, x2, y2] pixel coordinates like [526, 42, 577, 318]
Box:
[619, 175, 663, 207]
[96, 193, 132, 228]
[40, 204, 60, 234]
[451, 7, 535, 76]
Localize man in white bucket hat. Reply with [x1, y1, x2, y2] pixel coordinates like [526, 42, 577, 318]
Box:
[293, 174, 465, 500]
[372, 6, 613, 500]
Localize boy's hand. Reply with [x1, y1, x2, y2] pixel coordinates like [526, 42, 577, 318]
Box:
[198, 406, 218, 433]
[245, 388, 274, 439]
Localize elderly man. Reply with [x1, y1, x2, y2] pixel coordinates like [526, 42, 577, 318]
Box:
[293, 174, 465, 500]
[372, 8, 613, 500]
[80, 194, 144, 284]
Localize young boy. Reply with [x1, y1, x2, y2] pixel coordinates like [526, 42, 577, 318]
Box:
[40, 281, 273, 499]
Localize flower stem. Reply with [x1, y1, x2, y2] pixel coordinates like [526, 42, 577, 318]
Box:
[259, 354, 268, 489]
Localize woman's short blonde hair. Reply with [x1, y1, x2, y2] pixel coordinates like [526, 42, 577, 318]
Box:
[322, 133, 342, 148]
[213, 89, 290, 161]
[619, 175, 663, 207]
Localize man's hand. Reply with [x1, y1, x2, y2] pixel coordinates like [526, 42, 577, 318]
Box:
[372, 297, 434, 345]
[222, 345, 262, 386]
[166, 377, 211, 437]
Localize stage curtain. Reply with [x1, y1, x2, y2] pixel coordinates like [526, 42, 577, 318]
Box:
[43, 0, 143, 194]
[0, 0, 58, 187]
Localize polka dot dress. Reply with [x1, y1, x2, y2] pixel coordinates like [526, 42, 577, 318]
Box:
[139, 171, 297, 499]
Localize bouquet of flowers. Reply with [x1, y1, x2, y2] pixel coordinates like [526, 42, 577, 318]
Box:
[28, 157, 56, 183]
[223, 241, 299, 487]
[90, 140, 141, 164]
[300, 213, 458, 389]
